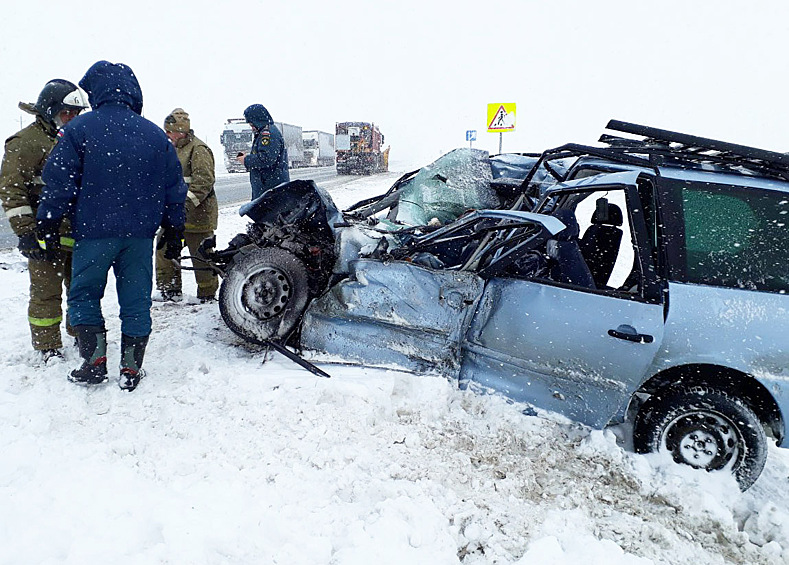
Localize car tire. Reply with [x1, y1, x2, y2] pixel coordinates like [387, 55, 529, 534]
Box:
[632, 385, 767, 491]
[219, 247, 309, 344]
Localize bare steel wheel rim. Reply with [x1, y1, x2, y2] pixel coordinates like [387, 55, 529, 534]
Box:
[662, 410, 741, 471]
[240, 266, 292, 320]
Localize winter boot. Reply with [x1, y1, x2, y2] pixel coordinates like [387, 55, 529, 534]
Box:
[40, 349, 64, 364]
[68, 325, 108, 385]
[119, 334, 149, 392]
[161, 289, 183, 302]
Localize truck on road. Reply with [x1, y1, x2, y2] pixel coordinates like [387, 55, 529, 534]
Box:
[303, 130, 335, 167]
[335, 122, 388, 175]
[277, 122, 304, 169]
[220, 119, 308, 172]
[220, 118, 253, 173]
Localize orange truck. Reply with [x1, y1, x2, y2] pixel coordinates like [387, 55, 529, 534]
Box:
[335, 122, 389, 175]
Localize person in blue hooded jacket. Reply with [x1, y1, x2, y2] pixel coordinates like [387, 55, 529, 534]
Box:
[236, 104, 289, 200]
[35, 60, 187, 391]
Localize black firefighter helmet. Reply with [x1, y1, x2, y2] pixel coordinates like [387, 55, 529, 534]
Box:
[33, 79, 89, 127]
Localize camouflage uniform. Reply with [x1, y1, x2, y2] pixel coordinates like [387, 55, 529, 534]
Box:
[0, 110, 73, 350]
[156, 108, 218, 300]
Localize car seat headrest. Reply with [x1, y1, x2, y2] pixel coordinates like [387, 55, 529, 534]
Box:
[591, 198, 623, 227]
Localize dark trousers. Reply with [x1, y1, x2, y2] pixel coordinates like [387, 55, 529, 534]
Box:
[69, 238, 154, 337]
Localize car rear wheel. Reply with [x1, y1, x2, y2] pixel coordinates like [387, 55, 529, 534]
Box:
[219, 247, 309, 344]
[632, 385, 767, 491]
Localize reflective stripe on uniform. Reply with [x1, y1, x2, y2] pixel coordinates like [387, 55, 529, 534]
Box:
[35, 236, 74, 250]
[5, 205, 33, 218]
[32, 176, 44, 185]
[29, 314, 62, 327]
[186, 190, 200, 207]
[183, 176, 192, 184]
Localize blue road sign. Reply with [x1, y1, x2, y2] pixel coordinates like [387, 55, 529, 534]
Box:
[466, 130, 477, 142]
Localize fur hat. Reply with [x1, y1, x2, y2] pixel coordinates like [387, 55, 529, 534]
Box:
[164, 108, 190, 133]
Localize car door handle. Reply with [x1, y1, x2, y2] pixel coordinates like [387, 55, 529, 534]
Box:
[608, 324, 654, 344]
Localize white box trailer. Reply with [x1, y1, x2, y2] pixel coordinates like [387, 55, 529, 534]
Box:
[302, 130, 335, 166]
[274, 122, 304, 168]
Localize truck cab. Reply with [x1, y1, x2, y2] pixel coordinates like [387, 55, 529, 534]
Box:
[335, 121, 388, 175]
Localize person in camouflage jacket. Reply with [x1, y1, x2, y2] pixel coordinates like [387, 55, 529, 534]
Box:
[0, 79, 87, 360]
[156, 108, 219, 302]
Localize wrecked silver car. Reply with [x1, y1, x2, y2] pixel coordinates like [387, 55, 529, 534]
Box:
[202, 121, 789, 490]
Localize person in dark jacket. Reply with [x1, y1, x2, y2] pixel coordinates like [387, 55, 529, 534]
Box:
[236, 104, 289, 200]
[36, 60, 187, 391]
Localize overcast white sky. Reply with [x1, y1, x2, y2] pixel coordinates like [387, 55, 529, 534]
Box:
[2, 0, 789, 170]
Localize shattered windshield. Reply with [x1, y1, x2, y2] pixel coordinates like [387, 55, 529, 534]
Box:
[392, 148, 500, 226]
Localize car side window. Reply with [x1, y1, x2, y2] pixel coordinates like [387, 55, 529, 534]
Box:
[574, 189, 635, 289]
[675, 182, 789, 292]
[532, 188, 645, 295]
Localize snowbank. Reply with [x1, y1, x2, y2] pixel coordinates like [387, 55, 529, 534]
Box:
[0, 175, 787, 564]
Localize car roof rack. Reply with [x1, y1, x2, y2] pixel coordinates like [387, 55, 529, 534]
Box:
[599, 120, 789, 180]
[512, 120, 789, 209]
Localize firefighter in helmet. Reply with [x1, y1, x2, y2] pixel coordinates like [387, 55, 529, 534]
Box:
[0, 79, 88, 362]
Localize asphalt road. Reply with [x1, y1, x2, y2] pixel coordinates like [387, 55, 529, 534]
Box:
[0, 166, 342, 250]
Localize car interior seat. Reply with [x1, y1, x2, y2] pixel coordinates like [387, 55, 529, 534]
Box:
[579, 198, 623, 288]
[546, 208, 596, 288]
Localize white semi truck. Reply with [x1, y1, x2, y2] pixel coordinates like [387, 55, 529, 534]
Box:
[220, 119, 306, 173]
[220, 118, 252, 173]
[302, 130, 335, 167]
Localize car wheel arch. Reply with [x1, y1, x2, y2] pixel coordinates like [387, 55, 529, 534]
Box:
[626, 363, 784, 444]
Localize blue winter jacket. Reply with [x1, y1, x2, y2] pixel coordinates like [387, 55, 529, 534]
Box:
[38, 60, 187, 240]
[243, 104, 290, 200]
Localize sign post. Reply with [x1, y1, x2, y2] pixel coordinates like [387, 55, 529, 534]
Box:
[465, 129, 477, 148]
[487, 102, 516, 153]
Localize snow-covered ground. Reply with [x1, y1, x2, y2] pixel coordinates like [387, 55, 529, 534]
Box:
[1, 173, 788, 565]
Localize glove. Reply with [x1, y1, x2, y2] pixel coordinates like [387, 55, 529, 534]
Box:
[157, 226, 184, 261]
[17, 232, 45, 261]
[35, 217, 62, 262]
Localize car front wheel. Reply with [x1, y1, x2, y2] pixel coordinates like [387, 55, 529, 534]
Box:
[632, 385, 767, 491]
[219, 247, 309, 344]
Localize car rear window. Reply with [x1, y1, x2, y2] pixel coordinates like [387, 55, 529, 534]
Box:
[669, 181, 789, 292]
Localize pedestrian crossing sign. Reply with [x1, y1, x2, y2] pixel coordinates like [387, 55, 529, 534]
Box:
[487, 103, 516, 132]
